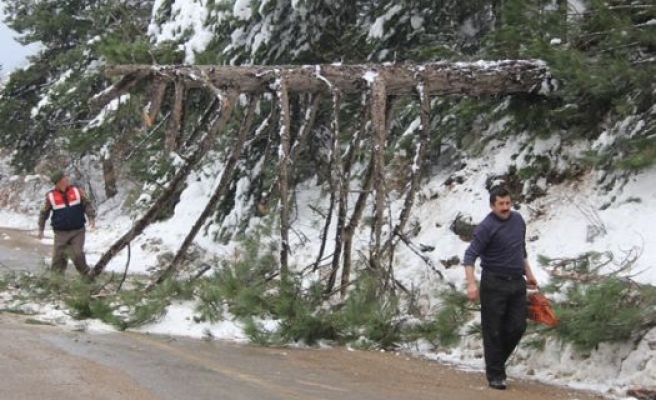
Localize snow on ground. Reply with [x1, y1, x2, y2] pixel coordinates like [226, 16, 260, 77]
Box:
[138, 301, 248, 341]
[1, 136, 655, 398]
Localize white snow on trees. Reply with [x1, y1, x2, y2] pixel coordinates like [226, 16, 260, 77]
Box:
[369, 5, 403, 40]
[148, 0, 213, 64]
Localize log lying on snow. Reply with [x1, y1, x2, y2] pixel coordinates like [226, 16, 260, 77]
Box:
[102, 60, 552, 99]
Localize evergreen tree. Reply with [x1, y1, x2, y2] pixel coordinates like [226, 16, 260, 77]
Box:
[363, 0, 495, 61]
[485, 0, 656, 165]
[0, 0, 159, 172]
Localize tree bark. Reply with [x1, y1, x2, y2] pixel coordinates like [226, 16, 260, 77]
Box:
[166, 79, 186, 152]
[151, 96, 259, 287]
[290, 94, 322, 163]
[102, 155, 118, 199]
[314, 179, 337, 272]
[341, 157, 374, 296]
[143, 77, 168, 127]
[277, 78, 292, 280]
[339, 93, 399, 297]
[101, 78, 168, 200]
[95, 59, 556, 284]
[370, 77, 388, 268]
[104, 61, 552, 97]
[378, 85, 433, 283]
[90, 89, 239, 277]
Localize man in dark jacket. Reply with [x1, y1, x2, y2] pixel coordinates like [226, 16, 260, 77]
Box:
[463, 186, 537, 390]
[38, 170, 96, 276]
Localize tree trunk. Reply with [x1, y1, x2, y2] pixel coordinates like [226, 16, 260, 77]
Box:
[104, 61, 552, 97]
[184, 97, 220, 148]
[370, 77, 388, 268]
[166, 79, 186, 152]
[341, 157, 374, 297]
[378, 85, 433, 282]
[290, 94, 322, 162]
[277, 78, 292, 280]
[102, 155, 118, 199]
[314, 178, 337, 272]
[94, 59, 556, 284]
[143, 77, 168, 127]
[90, 89, 239, 277]
[100, 79, 168, 201]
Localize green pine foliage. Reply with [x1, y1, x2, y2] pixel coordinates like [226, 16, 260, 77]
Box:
[243, 319, 275, 345]
[485, 0, 656, 168]
[403, 288, 475, 349]
[431, 288, 474, 347]
[539, 251, 656, 350]
[195, 226, 278, 321]
[0, 0, 157, 172]
[334, 272, 403, 348]
[66, 288, 114, 321]
[273, 280, 343, 346]
[551, 277, 656, 351]
[0, 270, 193, 330]
[194, 233, 407, 348]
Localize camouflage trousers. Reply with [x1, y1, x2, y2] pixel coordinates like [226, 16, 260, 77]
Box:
[51, 228, 90, 276]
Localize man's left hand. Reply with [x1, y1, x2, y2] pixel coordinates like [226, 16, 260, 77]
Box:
[89, 220, 96, 231]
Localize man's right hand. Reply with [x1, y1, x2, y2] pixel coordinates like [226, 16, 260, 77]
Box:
[38, 231, 44, 240]
[466, 281, 479, 301]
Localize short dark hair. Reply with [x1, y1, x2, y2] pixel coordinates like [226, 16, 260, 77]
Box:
[489, 186, 511, 205]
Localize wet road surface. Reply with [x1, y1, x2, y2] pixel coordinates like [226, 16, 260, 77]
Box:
[0, 314, 604, 400]
[0, 227, 50, 273]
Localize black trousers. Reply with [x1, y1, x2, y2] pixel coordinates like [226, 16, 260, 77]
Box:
[479, 273, 527, 381]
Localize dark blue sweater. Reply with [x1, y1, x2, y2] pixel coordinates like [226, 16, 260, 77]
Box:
[463, 211, 527, 276]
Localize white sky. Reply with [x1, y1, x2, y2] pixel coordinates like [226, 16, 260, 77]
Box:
[0, 1, 39, 74]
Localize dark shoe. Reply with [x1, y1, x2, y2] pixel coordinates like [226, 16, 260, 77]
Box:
[488, 380, 507, 390]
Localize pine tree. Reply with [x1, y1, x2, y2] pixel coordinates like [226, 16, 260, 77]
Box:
[474, 0, 656, 173]
[0, 0, 161, 176]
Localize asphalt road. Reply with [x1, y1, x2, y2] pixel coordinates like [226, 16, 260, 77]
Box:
[0, 227, 50, 273]
[0, 314, 604, 400]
